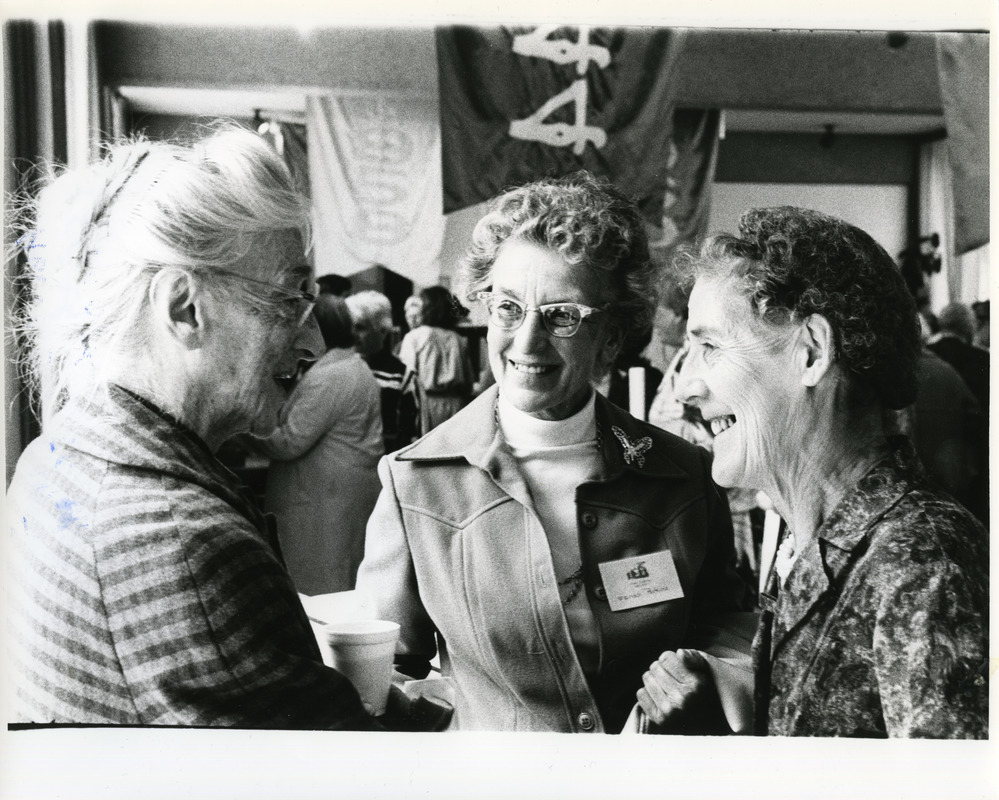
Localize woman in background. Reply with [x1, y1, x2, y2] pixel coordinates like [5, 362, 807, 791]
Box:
[403, 293, 424, 332]
[398, 285, 474, 434]
[253, 294, 384, 594]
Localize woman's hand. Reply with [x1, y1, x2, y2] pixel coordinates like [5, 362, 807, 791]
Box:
[637, 649, 730, 735]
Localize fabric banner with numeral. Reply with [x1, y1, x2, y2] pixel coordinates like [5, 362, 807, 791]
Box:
[437, 25, 684, 223]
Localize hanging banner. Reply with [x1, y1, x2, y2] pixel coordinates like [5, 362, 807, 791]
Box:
[936, 33, 989, 255]
[652, 108, 720, 263]
[437, 25, 685, 224]
[307, 94, 445, 283]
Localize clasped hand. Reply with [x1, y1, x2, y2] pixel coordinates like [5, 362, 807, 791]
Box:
[377, 671, 454, 732]
[636, 648, 729, 735]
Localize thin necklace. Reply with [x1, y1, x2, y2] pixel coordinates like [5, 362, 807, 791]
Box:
[559, 567, 585, 605]
[493, 395, 600, 608]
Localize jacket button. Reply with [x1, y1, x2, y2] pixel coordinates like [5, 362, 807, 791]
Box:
[594, 585, 607, 600]
[580, 511, 598, 529]
[577, 711, 595, 731]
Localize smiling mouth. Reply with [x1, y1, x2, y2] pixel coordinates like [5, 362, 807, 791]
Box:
[509, 359, 557, 376]
[709, 415, 736, 436]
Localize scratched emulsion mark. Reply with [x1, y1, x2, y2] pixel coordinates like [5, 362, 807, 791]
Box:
[54, 497, 80, 531]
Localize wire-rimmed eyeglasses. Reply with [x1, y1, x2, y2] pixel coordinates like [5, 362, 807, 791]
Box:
[209, 266, 319, 327]
[472, 290, 605, 338]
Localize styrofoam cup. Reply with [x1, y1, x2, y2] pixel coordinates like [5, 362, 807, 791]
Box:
[323, 620, 400, 716]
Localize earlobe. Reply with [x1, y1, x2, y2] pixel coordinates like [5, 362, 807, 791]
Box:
[799, 313, 835, 387]
[149, 268, 204, 349]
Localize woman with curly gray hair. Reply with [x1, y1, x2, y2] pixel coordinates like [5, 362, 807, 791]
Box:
[638, 206, 988, 738]
[357, 171, 748, 733]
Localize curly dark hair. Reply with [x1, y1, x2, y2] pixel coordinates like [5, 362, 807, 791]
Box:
[677, 206, 920, 410]
[313, 295, 355, 349]
[418, 285, 467, 329]
[456, 171, 659, 339]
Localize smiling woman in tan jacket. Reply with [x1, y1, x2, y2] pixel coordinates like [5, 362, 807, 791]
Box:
[357, 172, 747, 733]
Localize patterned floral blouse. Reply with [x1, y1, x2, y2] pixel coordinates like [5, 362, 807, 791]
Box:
[753, 441, 988, 738]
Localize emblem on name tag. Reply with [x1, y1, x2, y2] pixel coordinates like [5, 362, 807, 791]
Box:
[597, 551, 684, 611]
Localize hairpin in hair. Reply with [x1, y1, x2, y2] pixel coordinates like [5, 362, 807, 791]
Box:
[76, 148, 152, 276]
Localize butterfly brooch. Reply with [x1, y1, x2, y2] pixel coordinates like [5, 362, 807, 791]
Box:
[611, 425, 653, 468]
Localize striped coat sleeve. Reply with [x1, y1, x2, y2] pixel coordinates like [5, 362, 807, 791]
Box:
[9, 443, 140, 722]
[92, 466, 379, 729]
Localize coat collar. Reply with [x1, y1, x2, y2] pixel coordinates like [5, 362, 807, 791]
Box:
[395, 385, 688, 481]
[50, 384, 263, 529]
[770, 441, 920, 655]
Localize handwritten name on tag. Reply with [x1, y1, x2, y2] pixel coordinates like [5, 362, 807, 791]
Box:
[597, 551, 684, 612]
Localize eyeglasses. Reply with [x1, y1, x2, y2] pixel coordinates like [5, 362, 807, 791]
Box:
[472, 291, 605, 338]
[209, 266, 319, 327]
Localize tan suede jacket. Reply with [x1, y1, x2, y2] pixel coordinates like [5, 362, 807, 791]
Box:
[357, 386, 745, 732]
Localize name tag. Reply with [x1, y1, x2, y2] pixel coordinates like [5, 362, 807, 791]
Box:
[597, 551, 684, 612]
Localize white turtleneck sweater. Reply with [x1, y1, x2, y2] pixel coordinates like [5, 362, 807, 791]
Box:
[497, 391, 604, 674]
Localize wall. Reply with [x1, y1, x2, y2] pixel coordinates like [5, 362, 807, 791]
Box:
[712, 130, 915, 261]
[673, 28, 941, 113]
[96, 24, 438, 95]
[129, 112, 253, 141]
[709, 183, 909, 259]
[94, 24, 944, 116]
[716, 132, 917, 185]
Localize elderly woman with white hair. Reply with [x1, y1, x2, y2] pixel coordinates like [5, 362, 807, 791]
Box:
[345, 289, 416, 453]
[7, 129, 382, 728]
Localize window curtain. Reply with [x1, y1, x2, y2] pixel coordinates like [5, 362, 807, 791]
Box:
[920, 136, 989, 307]
[306, 93, 445, 285]
[919, 138, 957, 310]
[936, 32, 989, 257]
[4, 20, 68, 483]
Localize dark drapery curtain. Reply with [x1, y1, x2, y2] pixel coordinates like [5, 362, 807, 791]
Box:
[437, 25, 687, 225]
[4, 20, 69, 484]
[652, 107, 721, 272]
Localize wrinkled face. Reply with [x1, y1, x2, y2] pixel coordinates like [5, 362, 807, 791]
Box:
[202, 229, 323, 439]
[678, 276, 799, 490]
[486, 238, 618, 421]
[353, 314, 389, 357]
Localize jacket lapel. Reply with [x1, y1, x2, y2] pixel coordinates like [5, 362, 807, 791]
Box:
[593, 394, 688, 481]
[395, 387, 691, 507]
[769, 447, 913, 658]
[769, 537, 831, 656]
[55, 385, 268, 536]
[394, 385, 536, 511]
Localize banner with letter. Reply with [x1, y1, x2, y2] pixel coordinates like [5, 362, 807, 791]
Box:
[307, 94, 445, 283]
[437, 25, 686, 225]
